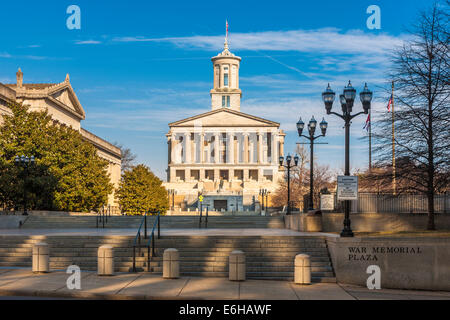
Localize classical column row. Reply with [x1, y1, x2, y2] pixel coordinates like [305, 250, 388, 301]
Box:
[170, 131, 281, 165]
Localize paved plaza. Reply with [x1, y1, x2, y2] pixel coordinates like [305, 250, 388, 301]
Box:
[0, 228, 338, 237]
[0, 268, 448, 300]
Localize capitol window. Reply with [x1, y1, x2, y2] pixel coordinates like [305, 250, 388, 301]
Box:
[223, 66, 229, 87]
[222, 96, 230, 108]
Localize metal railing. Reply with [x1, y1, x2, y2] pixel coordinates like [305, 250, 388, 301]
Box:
[132, 211, 161, 272]
[144, 212, 161, 272]
[198, 207, 208, 228]
[317, 193, 450, 214]
[96, 205, 110, 228]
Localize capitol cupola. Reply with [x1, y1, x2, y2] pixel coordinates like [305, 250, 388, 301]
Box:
[210, 22, 242, 111]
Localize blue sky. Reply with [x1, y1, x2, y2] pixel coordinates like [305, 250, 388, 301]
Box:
[0, 0, 433, 179]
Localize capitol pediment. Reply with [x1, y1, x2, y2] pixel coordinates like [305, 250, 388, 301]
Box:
[169, 108, 279, 128]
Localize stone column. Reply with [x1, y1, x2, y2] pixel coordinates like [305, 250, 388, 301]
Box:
[258, 132, 263, 164]
[185, 132, 191, 164]
[170, 133, 176, 164]
[271, 132, 277, 164]
[249, 133, 254, 163]
[228, 132, 234, 164]
[200, 133, 205, 163]
[280, 135, 284, 157]
[215, 132, 220, 164]
[236, 134, 241, 163]
[244, 133, 249, 164]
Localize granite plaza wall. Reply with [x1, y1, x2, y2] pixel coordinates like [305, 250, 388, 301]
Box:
[327, 237, 450, 291]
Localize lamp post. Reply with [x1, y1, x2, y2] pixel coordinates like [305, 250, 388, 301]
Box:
[322, 81, 372, 237]
[14, 155, 35, 216]
[279, 154, 299, 215]
[259, 188, 269, 215]
[297, 116, 328, 211]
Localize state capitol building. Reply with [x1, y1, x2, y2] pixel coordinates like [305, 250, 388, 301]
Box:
[163, 37, 286, 212]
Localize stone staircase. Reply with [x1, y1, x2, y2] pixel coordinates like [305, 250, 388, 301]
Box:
[20, 215, 286, 229]
[0, 235, 335, 282]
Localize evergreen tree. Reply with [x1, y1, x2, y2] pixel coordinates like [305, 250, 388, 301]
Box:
[0, 102, 113, 212]
[116, 164, 168, 215]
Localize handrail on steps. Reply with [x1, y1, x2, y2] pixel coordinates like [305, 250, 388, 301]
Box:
[198, 206, 208, 229]
[96, 205, 111, 228]
[132, 211, 160, 272]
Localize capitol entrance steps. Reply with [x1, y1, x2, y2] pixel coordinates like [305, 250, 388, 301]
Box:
[20, 215, 286, 229]
[0, 235, 336, 283]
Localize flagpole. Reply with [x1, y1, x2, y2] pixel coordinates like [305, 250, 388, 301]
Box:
[392, 80, 396, 195]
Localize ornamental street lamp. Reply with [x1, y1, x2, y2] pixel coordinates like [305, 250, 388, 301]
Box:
[297, 116, 328, 211]
[259, 188, 270, 215]
[14, 155, 35, 216]
[322, 81, 373, 237]
[279, 154, 299, 215]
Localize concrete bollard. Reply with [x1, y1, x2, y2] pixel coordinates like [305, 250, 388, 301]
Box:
[163, 248, 180, 279]
[32, 242, 49, 273]
[229, 250, 245, 281]
[98, 245, 114, 276]
[294, 254, 311, 285]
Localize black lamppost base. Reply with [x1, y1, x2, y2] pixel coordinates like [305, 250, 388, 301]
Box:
[340, 229, 354, 237]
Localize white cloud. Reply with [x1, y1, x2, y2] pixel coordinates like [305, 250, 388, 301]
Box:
[75, 40, 102, 45]
[113, 28, 407, 56]
[0, 52, 12, 58]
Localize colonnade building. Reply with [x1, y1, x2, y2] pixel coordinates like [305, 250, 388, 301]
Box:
[0, 70, 121, 206]
[163, 39, 285, 212]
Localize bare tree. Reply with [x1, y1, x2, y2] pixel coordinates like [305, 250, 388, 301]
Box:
[373, 2, 450, 230]
[272, 145, 335, 210]
[113, 142, 137, 173]
[271, 145, 308, 209]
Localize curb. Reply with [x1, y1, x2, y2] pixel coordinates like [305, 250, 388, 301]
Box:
[0, 288, 201, 300]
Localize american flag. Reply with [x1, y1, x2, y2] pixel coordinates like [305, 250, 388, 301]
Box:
[363, 113, 370, 131]
[226, 20, 229, 38]
[387, 94, 393, 112]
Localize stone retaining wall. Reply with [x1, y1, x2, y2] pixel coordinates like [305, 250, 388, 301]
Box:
[0, 216, 27, 228]
[327, 237, 450, 291]
[284, 213, 450, 232]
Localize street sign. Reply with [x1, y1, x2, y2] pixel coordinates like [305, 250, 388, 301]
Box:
[337, 176, 358, 200]
[199, 195, 204, 202]
[320, 194, 334, 211]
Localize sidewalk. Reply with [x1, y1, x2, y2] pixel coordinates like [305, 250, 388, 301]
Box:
[0, 228, 337, 237]
[0, 268, 449, 300]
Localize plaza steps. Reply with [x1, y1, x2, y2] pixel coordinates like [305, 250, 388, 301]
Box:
[0, 235, 335, 282]
[20, 215, 285, 229]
